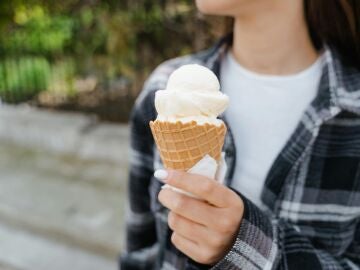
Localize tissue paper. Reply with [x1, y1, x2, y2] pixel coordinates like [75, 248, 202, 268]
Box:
[162, 153, 227, 198]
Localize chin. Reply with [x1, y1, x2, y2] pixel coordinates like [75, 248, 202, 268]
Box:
[195, 0, 245, 16]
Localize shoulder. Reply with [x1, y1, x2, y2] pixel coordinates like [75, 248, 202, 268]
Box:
[130, 34, 231, 124]
[131, 52, 207, 123]
[134, 34, 230, 111]
[132, 49, 213, 121]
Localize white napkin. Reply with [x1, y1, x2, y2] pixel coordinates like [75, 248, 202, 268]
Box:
[162, 153, 227, 198]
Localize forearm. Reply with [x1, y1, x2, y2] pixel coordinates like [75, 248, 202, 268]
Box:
[210, 193, 359, 270]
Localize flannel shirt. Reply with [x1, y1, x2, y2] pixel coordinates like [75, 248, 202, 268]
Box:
[120, 35, 360, 270]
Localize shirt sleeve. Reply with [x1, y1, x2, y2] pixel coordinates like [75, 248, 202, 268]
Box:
[120, 85, 158, 270]
[208, 192, 360, 270]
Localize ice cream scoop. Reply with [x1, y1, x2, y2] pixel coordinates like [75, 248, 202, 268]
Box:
[155, 64, 229, 125]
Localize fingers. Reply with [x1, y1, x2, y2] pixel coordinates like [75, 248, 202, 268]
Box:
[168, 211, 228, 251]
[168, 211, 206, 241]
[159, 187, 221, 227]
[164, 170, 234, 207]
[171, 232, 219, 265]
[170, 233, 204, 263]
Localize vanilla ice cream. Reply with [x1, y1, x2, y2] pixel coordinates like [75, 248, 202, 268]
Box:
[155, 64, 229, 125]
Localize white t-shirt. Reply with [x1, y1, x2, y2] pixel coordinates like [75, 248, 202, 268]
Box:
[220, 51, 324, 208]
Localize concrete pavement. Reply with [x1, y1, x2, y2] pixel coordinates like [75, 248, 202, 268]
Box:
[0, 105, 130, 270]
[0, 104, 129, 164]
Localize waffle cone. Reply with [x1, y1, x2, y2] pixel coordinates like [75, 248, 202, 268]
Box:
[149, 120, 226, 171]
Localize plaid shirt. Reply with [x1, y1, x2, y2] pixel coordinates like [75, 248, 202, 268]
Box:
[120, 35, 360, 270]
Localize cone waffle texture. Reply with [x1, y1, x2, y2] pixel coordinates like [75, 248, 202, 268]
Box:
[149, 120, 227, 171]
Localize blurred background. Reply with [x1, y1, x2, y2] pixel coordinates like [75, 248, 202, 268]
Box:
[0, 1, 226, 269]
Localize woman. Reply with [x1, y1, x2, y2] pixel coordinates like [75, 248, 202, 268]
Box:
[121, 0, 360, 269]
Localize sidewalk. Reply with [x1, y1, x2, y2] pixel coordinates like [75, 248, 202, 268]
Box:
[0, 104, 129, 164]
[0, 105, 130, 270]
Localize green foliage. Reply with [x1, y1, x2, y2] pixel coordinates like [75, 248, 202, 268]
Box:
[1, 5, 73, 55]
[47, 59, 76, 97]
[0, 57, 51, 102]
[0, 0, 223, 105]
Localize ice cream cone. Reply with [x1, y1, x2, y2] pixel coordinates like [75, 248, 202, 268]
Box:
[150, 120, 226, 171]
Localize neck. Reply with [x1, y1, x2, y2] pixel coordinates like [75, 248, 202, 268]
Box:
[232, 2, 319, 75]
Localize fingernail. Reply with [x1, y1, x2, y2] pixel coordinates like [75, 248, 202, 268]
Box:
[154, 169, 168, 181]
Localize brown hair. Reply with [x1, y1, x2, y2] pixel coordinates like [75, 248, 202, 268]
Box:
[223, 1, 360, 68]
[305, 0, 360, 68]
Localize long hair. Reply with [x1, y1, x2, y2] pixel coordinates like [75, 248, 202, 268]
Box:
[305, 0, 360, 68]
[223, 0, 360, 68]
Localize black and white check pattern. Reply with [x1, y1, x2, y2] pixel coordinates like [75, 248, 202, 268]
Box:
[120, 35, 360, 270]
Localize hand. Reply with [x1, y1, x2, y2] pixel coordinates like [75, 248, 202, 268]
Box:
[157, 170, 244, 265]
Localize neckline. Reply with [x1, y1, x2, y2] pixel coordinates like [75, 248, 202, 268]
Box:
[225, 51, 325, 82]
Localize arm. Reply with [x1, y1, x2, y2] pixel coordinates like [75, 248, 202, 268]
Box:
[156, 170, 360, 270]
[211, 193, 360, 270]
[120, 88, 158, 270]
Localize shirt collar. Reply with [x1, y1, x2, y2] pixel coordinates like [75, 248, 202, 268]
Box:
[205, 34, 360, 116]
